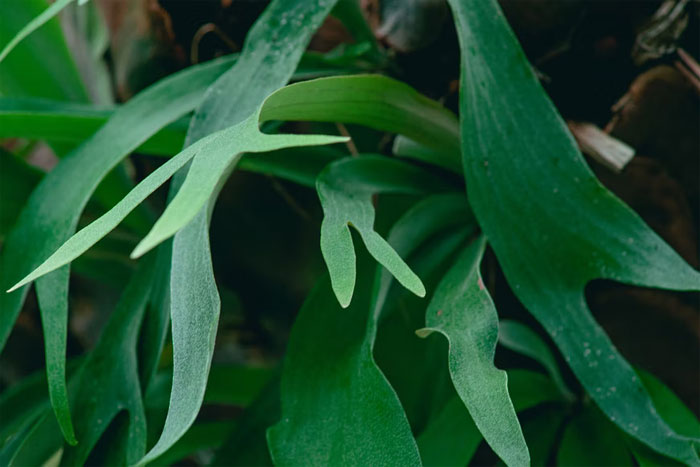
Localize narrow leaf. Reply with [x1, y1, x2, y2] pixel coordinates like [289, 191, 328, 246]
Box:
[418, 236, 529, 466]
[448, 0, 700, 462]
[0, 0, 78, 63]
[142, 0, 342, 463]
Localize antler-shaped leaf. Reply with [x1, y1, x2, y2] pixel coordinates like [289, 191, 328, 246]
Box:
[448, 0, 700, 463]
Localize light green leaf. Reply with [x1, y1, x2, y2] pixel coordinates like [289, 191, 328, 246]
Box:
[417, 369, 566, 467]
[59, 256, 154, 466]
[417, 236, 529, 466]
[0, 55, 234, 445]
[499, 320, 574, 400]
[448, 0, 700, 462]
[142, 0, 342, 463]
[260, 74, 461, 173]
[267, 256, 421, 466]
[317, 156, 452, 307]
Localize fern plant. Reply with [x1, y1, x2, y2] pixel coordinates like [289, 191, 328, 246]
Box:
[1, 0, 698, 465]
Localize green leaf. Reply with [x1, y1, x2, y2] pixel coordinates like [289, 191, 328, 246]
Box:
[417, 369, 566, 467]
[59, 256, 155, 466]
[0, 0, 80, 64]
[270, 194, 471, 465]
[267, 256, 421, 466]
[628, 370, 700, 466]
[149, 422, 231, 467]
[260, 74, 461, 173]
[417, 237, 529, 466]
[0, 55, 235, 445]
[0, 0, 87, 100]
[142, 0, 342, 463]
[558, 406, 633, 466]
[317, 156, 452, 307]
[0, 149, 42, 238]
[447, 0, 700, 462]
[0, 98, 189, 156]
[212, 377, 280, 467]
[499, 320, 574, 400]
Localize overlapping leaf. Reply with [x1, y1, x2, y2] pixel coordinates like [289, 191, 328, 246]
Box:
[448, 0, 700, 463]
[0, 55, 235, 444]
[417, 237, 529, 466]
[317, 156, 453, 307]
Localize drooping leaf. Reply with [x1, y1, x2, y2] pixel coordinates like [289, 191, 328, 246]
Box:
[0, 54, 235, 445]
[499, 320, 574, 400]
[417, 236, 529, 466]
[149, 422, 232, 467]
[316, 156, 453, 307]
[59, 256, 155, 466]
[267, 256, 421, 466]
[447, 0, 700, 462]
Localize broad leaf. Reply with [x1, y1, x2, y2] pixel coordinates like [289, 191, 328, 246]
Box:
[269, 193, 472, 465]
[448, 0, 700, 462]
[417, 237, 529, 466]
[267, 257, 421, 466]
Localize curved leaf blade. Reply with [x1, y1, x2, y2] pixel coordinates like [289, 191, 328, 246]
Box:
[316, 156, 451, 306]
[448, 0, 700, 463]
[418, 237, 529, 466]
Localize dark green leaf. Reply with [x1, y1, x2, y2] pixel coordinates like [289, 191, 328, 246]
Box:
[448, 0, 700, 462]
[499, 320, 574, 400]
[558, 406, 633, 466]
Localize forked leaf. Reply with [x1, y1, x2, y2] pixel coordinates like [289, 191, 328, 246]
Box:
[417, 237, 529, 466]
[499, 320, 574, 400]
[142, 0, 341, 462]
[0, 55, 235, 444]
[8, 106, 345, 292]
[316, 156, 453, 307]
[269, 194, 472, 465]
[448, 0, 700, 462]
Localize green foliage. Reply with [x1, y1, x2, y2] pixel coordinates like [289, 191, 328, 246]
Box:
[1, 0, 698, 466]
